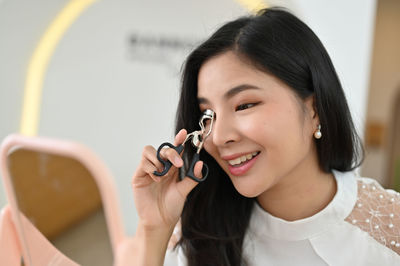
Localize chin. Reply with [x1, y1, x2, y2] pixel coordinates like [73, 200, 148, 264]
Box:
[231, 179, 266, 198]
[228, 171, 277, 198]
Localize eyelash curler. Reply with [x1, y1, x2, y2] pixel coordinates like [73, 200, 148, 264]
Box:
[153, 109, 215, 182]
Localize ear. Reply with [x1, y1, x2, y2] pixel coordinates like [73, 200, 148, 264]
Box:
[304, 95, 319, 123]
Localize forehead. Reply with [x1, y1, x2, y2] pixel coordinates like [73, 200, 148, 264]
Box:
[197, 51, 260, 97]
[196, 51, 307, 115]
[197, 51, 295, 101]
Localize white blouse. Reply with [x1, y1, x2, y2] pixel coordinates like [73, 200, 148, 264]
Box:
[164, 170, 400, 265]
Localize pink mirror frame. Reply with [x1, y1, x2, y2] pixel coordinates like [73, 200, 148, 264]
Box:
[0, 134, 126, 265]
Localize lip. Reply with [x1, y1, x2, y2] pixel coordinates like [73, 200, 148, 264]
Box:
[221, 151, 259, 161]
[226, 152, 260, 176]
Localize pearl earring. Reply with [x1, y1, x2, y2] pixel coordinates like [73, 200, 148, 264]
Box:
[314, 124, 322, 139]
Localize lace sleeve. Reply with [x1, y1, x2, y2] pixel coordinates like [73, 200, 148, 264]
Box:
[345, 178, 400, 255]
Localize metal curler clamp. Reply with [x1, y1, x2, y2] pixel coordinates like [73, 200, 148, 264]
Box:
[153, 109, 215, 182]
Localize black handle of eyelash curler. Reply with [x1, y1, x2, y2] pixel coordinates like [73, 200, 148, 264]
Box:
[153, 142, 184, 176]
[186, 153, 208, 182]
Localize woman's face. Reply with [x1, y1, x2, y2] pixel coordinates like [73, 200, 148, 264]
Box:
[197, 51, 319, 197]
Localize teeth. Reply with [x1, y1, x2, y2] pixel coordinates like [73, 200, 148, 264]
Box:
[228, 152, 258, 166]
[232, 157, 241, 165]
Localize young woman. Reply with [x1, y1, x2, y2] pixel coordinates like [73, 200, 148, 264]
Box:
[129, 8, 400, 266]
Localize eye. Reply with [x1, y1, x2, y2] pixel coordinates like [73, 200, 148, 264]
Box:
[235, 103, 258, 111]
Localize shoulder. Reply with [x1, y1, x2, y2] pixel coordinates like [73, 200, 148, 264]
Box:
[344, 175, 400, 255]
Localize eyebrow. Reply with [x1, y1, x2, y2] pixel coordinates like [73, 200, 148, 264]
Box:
[198, 84, 261, 104]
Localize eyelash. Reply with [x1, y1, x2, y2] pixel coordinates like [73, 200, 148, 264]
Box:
[199, 102, 259, 114]
[235, 102, 259, 111]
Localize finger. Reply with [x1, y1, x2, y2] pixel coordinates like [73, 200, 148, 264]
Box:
[163, 129, 187, 179]
[173, 129, 187, 147]
[136, 159, 163, 183]
[142, 146, 181, 180]
[176, 160, 204, 198]
[159, 146, 183, 168]
[134, 145, 164, 181]
[156, 129, 186, 169]
[142, 145, 164, 171]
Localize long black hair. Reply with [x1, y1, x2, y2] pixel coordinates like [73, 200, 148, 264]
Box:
[175, 7, 364, 266]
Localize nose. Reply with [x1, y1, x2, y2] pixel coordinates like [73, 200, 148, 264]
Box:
[209, 112, 240, 147]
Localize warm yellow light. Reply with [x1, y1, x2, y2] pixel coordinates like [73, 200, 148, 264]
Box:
[20, 0, 97, 136]
[235, 0, 268, 13]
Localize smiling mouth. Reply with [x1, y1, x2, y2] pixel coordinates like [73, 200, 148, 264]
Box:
[228, 151, 260, 167]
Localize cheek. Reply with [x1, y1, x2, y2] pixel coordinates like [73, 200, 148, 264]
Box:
[235, 112, 280, 145]
[263, 105, 301, 137]
[203, 138, 217, 157]
[268, 114, 313, 161]
[248, 106, 309, 156]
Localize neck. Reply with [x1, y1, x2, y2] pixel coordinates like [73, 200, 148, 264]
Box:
[256, 152, 336, 221]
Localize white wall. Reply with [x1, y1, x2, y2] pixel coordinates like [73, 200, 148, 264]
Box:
[0, 0, 72, 215]
[0, 0, 376, 235]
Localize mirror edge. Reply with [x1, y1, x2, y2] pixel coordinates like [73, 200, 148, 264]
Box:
[0, 134, 125, 262]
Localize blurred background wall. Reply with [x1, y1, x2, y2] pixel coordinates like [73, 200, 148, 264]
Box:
[362, 0, 400, 191]
[0, 0, 380, 235]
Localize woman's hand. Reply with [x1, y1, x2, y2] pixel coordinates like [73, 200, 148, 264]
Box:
[132, 129, 203, 232]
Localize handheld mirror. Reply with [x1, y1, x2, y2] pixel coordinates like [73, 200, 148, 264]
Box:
[0, 135, 124, 266]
